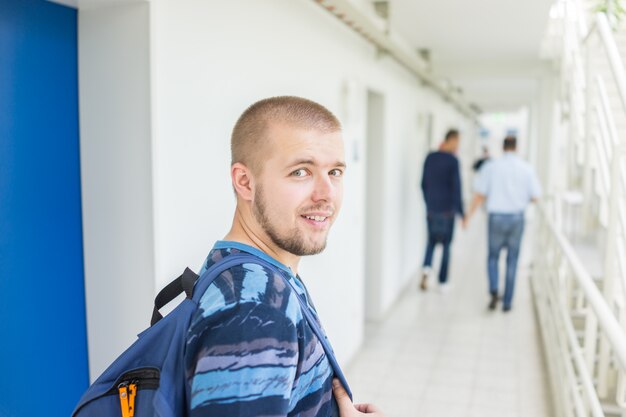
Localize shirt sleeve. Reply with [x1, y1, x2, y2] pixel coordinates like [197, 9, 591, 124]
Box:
[185, 275, 299, 417]
[421, 154, 430, 197]
[453, 158, 464, 216]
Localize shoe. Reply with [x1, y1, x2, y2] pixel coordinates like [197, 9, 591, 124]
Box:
[438, 282, 453, 293]
[488, 292, 498, 310]
[420, 274, 428, 291]
[503, 305, 512, 312]
[420, 267, 431, 291]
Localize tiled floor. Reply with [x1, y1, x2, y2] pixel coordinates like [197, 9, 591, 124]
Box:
[345, 214, 552, 417]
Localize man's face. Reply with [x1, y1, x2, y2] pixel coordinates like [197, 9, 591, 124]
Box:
[251, 123, 345, 256]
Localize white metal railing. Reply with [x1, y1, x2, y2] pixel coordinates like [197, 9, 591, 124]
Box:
[533, 2, 626, 416]
[534, 203, 626, 417]
[562, 7, 626, 305]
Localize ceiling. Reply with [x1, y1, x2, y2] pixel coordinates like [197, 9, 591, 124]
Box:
[389, 0, 557, 112]
[48, 0, 556, 112]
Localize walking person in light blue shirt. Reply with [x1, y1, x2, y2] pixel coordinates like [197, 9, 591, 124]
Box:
[465, 136, 541, 312]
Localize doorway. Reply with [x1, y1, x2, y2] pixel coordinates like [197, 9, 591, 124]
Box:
[364, 90, 385, 321]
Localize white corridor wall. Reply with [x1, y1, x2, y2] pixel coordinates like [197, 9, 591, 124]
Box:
[79, 0, 473, 378]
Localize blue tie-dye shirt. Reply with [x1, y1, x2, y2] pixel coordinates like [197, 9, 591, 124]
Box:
[185, 241, 340, 417]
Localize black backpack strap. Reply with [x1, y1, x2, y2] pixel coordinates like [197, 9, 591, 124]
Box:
[190, 253, 256, 302]
[152, 254, 252, 326]
[151, 267, 199, 326]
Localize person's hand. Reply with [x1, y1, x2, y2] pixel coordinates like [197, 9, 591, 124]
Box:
[462, 215, 469, 229]
[332, 379, 387, 416]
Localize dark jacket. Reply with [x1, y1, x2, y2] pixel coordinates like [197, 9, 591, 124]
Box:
[421, 151, 464, 216]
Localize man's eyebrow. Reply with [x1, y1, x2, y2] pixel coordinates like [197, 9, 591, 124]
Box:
[288, 159, 315, 167]
[287, 159, 347, 168]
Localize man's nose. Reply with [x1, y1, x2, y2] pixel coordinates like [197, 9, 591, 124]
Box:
[312, 174, 334, 202]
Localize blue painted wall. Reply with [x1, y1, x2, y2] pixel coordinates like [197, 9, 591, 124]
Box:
[0, 1, 89, 416]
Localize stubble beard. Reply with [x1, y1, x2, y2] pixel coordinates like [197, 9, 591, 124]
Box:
[252, 186, 328, 256]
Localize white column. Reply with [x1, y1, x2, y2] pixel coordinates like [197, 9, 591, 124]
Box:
[78, 1, 155, 380]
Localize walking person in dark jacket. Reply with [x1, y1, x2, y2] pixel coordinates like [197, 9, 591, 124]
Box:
[420, 129, 466, 291]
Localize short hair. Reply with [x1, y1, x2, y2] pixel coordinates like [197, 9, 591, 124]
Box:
[231, 96, 342, 174]
[503, 136, 517, 151]
[444, 129, 459, 142]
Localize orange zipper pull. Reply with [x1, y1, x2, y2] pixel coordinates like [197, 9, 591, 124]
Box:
[128, 382, 137, 417]
[118, 383, 130, 417]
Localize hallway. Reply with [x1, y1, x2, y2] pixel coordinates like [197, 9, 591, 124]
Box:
[345, 213, 552, 417]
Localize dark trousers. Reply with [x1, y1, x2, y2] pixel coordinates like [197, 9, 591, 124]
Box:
[423, 212, 455, 283]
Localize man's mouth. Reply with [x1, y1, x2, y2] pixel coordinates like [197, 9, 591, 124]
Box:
[303, 215, 328, 222]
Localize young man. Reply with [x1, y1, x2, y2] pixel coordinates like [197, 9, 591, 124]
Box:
[465, 136, 541, 312]
[419, 129, 465, 291]
[185, 97, 386, 417]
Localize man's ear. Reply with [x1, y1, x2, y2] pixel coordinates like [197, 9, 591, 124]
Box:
[231, 162, 254, 201]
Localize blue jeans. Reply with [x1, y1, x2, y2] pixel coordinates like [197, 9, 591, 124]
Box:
[423, 212, 455, 283]
[488, 213, 525, 308]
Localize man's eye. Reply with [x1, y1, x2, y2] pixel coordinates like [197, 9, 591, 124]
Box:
[329, 169, 343, 177]
[292, 169, 307, 177]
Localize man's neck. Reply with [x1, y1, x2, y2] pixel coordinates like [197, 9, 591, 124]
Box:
[223, 207, 301, 274]
[439, 144, 455, 153]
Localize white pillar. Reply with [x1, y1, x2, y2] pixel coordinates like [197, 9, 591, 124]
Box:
[78, 1, 155, 380]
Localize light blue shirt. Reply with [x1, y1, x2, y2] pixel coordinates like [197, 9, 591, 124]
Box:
[473, 152, 542, 214]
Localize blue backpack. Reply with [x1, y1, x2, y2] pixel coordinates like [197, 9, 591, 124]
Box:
[72, 253, 352, 417]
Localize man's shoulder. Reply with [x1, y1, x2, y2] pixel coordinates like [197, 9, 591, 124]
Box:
[203, 258, 292, 299]
[509, 156, 535, 175]
[489, 156, 512, 169]
[491, 155, 535, 177]
[196, 255, 302, 322]
[475, 159, 495, 180]
[426, 151, 457, 163]
[481, 158, 495, 168]
[519, 157, 534, 171]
